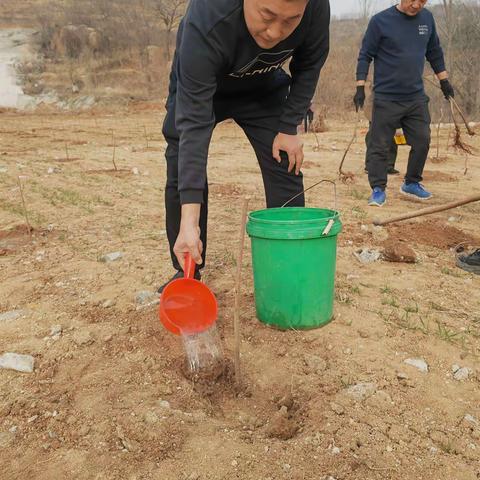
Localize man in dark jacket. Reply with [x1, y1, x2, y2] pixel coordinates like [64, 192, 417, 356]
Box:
[159, 0, 330, 290]
[353, 0, 454, 207]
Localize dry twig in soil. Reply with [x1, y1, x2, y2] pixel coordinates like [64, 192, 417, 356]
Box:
[17, 175, 32, 236]
[234, 197, 249, 388]
[338, 113, 360, 184]
[111, 130, 118, 171]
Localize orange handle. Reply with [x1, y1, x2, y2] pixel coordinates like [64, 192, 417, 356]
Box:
[184, 253, 196, 279]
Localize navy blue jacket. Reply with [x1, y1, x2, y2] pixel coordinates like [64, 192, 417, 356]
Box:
[356, 6, 446, 101]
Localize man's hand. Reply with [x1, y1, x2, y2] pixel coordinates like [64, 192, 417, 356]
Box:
[353, 85, 366, 112]
[440, 79, 454, 100]
[173, 204, 203, 270]
[273, 132, 304, 175]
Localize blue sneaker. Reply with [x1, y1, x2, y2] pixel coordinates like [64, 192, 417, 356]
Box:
[368, 187, 386, 207]
[400, 182, 432, 200]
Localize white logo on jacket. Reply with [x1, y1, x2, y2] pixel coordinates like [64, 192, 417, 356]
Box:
[229, 50, 293, 78]
[419, 25, 429, 35]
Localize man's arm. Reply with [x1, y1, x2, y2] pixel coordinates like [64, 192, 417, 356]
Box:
[273, 0, 329, 175]
[278, 0, 330, 135]
[356, 17, 381, 85]
[353, 17, 381, 110]
[425, 16, 453, 99]
[174, 18, 223, 266]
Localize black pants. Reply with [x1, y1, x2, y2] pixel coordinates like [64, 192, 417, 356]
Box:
[368, 98, 431, 190]
[365, 124, 397, 171]
[163, 83, 305, 272]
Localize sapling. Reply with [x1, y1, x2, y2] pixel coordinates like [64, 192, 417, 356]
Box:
[17, 175, 32, 236]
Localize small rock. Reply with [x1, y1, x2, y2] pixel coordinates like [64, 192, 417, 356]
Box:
[231, 460, 238, 467]
[99, 252, 123, 263]
[354, 248, 381, 264]
[404, 358, 428, 373]
[158, 400, 171, 409]
[102, 299, 116, 309]
[277, 393, 294, 411]
[132, 167, 140, 175]
[345, 382, 377, 401]
[72, 331, 94, 346]
[396, 372, 409, 380]
[135, 291, 158, 306]
[331, 446, 341, 455]
[0, 166, 8, 173]
[386, 445, 393, 452]
[464, 414, 478, 426]
[453, 366, 471, 382]
[448, 216, 458, 223]
[0, 310, 27, 322]
[50, 325, 62, 337]
[0, 353, 35, 373]
[358, 329, 369, 339]
[27, 415, 38, 423]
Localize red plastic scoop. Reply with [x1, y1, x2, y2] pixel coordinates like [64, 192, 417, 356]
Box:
[159, 253, 217, 336]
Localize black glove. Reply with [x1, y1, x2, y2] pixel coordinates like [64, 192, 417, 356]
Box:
[440, 79, 455, 100]
[353, 86, 366, 112]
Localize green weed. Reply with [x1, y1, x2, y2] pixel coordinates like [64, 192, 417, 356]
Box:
[382, 297, 399, 308]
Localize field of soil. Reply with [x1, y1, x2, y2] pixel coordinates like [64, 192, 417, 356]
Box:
[1, 106, 480, 480]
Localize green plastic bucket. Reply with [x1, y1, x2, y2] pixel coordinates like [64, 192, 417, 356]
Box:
[246, 207, 342, 330]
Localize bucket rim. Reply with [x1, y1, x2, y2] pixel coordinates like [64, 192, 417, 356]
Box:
[248, 207, 340, 225]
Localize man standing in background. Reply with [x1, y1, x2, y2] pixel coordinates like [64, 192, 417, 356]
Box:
[158, 0, 330, 291]
[353, 0, 454, 207]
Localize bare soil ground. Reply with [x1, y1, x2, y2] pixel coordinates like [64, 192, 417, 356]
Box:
[1, 107, 480, 480]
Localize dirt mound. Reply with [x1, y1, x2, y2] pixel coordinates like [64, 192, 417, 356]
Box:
[387, 219, 479, 249]
[0, 224, 56, 255]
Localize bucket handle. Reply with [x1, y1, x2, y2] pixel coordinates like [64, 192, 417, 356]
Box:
[281, 179, 337, 211]
[183, 253, 195, 279]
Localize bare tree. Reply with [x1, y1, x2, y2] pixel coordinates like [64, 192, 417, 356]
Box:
[359, 0, 375, 22]
[439, 0, 459, 77]
[153, 0, 188, 60]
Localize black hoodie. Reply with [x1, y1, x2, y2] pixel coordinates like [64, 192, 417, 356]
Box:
[169, 0, 330, 204]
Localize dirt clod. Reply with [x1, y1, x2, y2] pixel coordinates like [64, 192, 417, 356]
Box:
[383, 240, 417, 263]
